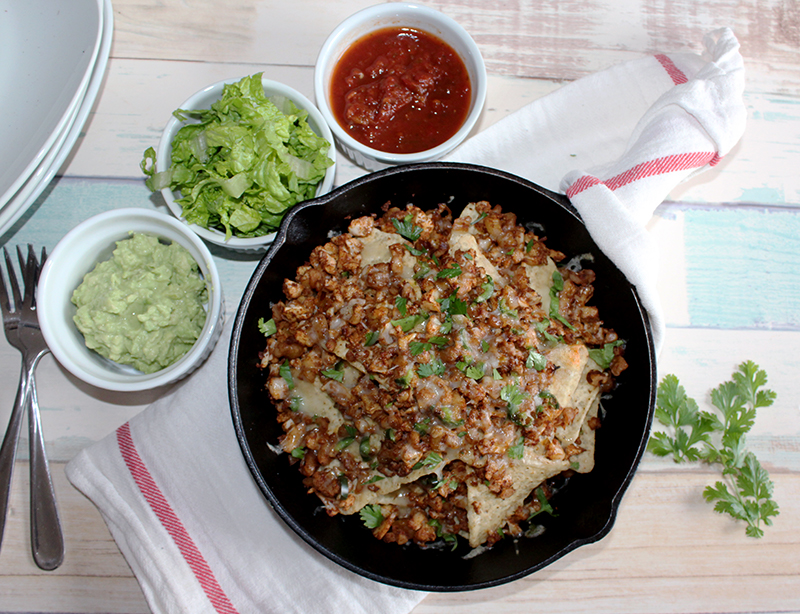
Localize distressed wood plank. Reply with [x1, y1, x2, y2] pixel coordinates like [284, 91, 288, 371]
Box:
[54, 57, 800, 208]
[109, 0, 800, 94]
[1, 465, 795, 614]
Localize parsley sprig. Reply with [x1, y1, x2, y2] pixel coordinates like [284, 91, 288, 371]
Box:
[647, 361, 779, 538]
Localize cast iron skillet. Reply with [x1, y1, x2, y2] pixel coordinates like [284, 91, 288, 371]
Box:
[228, 162, 656, 591]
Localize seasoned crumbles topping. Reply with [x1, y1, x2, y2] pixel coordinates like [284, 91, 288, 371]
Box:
[259, 201, 628, 549]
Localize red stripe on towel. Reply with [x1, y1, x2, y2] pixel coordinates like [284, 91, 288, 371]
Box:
[566, 151, 720, 198]
[117, 423, 239, 614]
[655, 54, 688, 85]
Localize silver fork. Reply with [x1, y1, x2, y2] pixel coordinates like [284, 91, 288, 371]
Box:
[0, 245, 64, 570]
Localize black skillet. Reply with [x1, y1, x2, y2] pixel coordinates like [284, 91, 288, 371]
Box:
[228, 161, 656, 591]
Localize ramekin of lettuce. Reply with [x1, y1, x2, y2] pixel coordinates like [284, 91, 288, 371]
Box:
[141, 73, 335, 246]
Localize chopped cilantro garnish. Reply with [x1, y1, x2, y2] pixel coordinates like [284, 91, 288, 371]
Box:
[364, 330, 380, 346]
[413, 261, 431, 279]
[395, 372, 413, 389]
[391, 313, 428, 332]
[508, 436, 525, 459]
[359, 436, 372, 461]
[498, 298, 518, 318]
[409, 341, 432, 356]
[438, 292, 468, 316]
[392, 214, 423, 241]
[547, 270, 575, 329]
[501, 383, 528, 409]
[528, 487, 558, 519]
[279, 361, 294, 389]
[360, 504, 384, 528]
[588, 339, 625, 369]
[439, 316, 454, 334]
[258, 317, 277, 337]
[429, 336, 449, 347]
[414, 417, 432, 435]
[417, 358, 446, 378]
[526, 349, 547, 371]
[321, 362, 345, 382]
[405, 244, 428, 257]
[413, 451, 443, 470]
[290, 447, 306, 459]
[464, 363, 485, 380]
[475, 276, 494, 303]
[395, 296, 408, 316]
[534, 319, 562, 344]
[437, 263, 463, 279]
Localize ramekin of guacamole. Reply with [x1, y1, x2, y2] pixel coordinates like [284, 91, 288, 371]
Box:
[71, 232, 208, 374]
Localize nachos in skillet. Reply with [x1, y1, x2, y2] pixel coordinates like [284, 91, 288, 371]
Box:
[258, 201, 627, 550]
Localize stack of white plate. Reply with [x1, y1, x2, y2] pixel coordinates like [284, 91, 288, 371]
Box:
[0, 0, 113, 237]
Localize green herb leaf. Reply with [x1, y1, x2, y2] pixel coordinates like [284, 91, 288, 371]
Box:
[648, 362, 779, 537]
[413, 451, 443, 470]
[321, 363, 345, 382]
[588, 339, 625, 369]
[528, 487, 558, 519]
[417, 358, 446, 378]
[364, 330, 380, 346]
[392, 214, 423, 242]
[409, 341, 432, 356]
[391, 313, 428, 332]
[258, 317, 277, 337]
[526, 349, 547, 371]
[395, 296, 408, 316]
[360, 504, 384, 529]
[508, 436, 525, 459]
[438, 293, 468, 317]
[279, 360, 294, 389]
[475, 276, 494, 303]
[437, 263, 463, 279]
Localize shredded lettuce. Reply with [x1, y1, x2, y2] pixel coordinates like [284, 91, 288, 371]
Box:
[141, 73, 333, 240]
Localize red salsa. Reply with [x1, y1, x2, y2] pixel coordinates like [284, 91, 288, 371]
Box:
[330, 27, 472, 154]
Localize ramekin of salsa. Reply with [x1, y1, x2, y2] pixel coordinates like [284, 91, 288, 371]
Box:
[331, 27, 471, 155]
[314, 3, 486, 170]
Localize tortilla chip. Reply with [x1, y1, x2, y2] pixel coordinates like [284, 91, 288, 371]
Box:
[466, 446, 570, 547]
[546, 344, 589, 408]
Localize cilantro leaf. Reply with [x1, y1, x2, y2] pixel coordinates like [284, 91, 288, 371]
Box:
[526, 348, 547, 371]
[508, 436, 525, 459]
[279, 360, 294, 389]
[648, 362, 779, 538]
[413, 451, 443, 470]
[588, 339, 624, 369]
[475, 276, 494, 303]
[417, 358, 446, 378]
[392, 215, 423, 241]
[360, 504, 385, 529]
[391, 313, 428, 332]
[258, 317, 277, 337]
[437, 263, 463, 279]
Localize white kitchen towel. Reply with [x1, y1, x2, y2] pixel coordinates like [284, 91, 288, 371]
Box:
[66, 28, 745, 614]
[449, 27, 746, 351]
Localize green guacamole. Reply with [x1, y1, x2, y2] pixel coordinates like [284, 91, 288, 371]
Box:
[72, 232, 208, 374]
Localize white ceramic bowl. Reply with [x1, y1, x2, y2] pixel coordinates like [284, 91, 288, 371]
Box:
[38, 208, 224, 392]
[155, 76, 337, 252]
[314, 3, 487, 171]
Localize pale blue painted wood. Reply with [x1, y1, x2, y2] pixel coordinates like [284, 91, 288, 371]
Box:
[682, 205, 800, 329]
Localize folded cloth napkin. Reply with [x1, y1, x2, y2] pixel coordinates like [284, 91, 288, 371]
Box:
[66, 28, 745, 614]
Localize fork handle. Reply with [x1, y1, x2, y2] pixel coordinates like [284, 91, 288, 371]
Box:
[0, 364, 26, 553]
[27, 369, 64, 571]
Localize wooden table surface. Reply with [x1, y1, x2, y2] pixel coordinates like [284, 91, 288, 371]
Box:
[1, 1, 799, 612]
